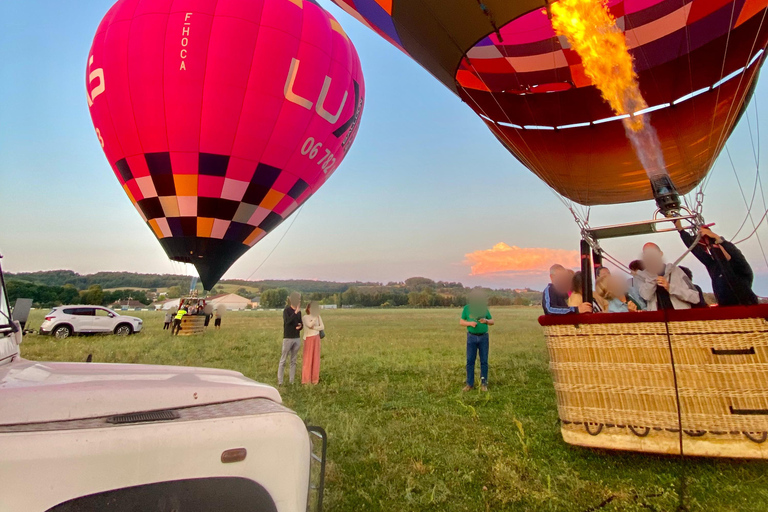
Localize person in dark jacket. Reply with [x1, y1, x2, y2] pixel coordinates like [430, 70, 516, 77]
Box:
[278, 292, 303, 385]
[543, 264, 592, 315]
[678, 224, 758, 306]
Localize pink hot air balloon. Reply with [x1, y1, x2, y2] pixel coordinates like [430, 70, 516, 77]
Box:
[87, 0, 365, 289]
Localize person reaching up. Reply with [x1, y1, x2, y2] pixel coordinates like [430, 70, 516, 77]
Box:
[543, 264, 592, 315]
[677, 223, 758, 306]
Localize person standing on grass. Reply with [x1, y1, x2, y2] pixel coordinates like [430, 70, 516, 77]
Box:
[459, 290, 494, 392]
[214, 306, 224, 329]
[278, 292, 303, 385]
[163, 310, 172, 330]
[301, 301, 324, 385]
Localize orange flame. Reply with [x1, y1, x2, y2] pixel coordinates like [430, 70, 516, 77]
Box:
[550, 0, 646, 132]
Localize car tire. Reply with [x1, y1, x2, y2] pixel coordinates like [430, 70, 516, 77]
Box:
[114, 324, 133, 336]
[53, 325, 72, 340]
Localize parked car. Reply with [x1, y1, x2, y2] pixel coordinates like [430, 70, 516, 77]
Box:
[39, 306, 143, 338]
[0, 259, 325, 511]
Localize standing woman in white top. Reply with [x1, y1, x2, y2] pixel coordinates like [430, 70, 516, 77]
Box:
[301, 301, 324, 385]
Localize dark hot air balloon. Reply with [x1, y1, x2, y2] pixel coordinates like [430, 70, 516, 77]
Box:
[87, 0, 365, 289]
[330, 0, 766, 206]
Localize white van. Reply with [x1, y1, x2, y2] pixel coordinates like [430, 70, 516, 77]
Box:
[0, 258, 325, 511]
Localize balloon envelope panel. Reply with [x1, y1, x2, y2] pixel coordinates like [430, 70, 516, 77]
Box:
[88, 0, 364, 289]
[332, 0, 767, 205]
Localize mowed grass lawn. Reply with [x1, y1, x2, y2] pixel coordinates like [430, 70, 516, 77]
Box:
[21, 307, 768, 511]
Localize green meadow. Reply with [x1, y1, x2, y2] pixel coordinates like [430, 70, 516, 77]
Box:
[21, 308, 768, 511]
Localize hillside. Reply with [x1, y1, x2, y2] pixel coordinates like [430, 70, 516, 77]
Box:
[6, 270, 542, 309]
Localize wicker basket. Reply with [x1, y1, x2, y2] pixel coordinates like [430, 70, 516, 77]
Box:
[177, 315, 206, 336]
[540, 305, 768, 458]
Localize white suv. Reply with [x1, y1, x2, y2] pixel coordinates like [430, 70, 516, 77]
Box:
[40, 306, 143, 339]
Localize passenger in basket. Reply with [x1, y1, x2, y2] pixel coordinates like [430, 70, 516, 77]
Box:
[677, 223, 758, 306]
[679, 266, 708, 308]
[637, 243, 700, 311]
[543, 265, 592, 315]
[595, 275, 644, 313]
[627, 260, 644, 289]
[596, 266, 611, 279]
[568, 271, 583, 307]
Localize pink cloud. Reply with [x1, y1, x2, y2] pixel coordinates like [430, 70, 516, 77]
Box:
[464, 243, 580, 276]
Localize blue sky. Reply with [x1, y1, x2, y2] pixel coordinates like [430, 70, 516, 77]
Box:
[2, 0, 768, 293]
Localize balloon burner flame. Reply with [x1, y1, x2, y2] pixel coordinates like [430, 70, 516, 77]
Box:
[550, 0, 680, 214]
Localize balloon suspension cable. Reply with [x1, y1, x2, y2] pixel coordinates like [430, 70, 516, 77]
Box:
[245, 205, 305, 282]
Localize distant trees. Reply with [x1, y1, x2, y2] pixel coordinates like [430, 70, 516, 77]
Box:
[104, 289, 152, 305]
[80, 285, 104, 305]
[5, 270, 542, 309]
[407, 288, 466, 308]
[404, 277, 436, 291]
[6, 281, 152, 308]
[261, 288, 290, 308]
[6, 281, 80, 308]
[5, 270, 191, 290]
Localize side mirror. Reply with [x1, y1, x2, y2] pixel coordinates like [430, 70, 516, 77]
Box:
[108, 313, 115, 318]
[12, 321, 22, 346]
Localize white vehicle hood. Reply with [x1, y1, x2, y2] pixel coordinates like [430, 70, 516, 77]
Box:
[0, 359, 282, 425]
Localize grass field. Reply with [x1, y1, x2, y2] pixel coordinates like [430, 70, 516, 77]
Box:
[21, 307, 768, 511]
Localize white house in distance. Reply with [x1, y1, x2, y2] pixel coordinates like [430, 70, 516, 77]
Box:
[208, 293, 251, 311]
[153, 298, 180, 311]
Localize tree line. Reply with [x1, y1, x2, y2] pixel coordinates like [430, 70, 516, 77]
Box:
[6, 281, 153, 308]
[6, 271, 540, 309]
[258, 278, 536, 309]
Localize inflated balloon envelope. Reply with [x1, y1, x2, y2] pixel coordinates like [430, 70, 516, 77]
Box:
[331, 0, 768, 206]
[87, 0, 365, 290]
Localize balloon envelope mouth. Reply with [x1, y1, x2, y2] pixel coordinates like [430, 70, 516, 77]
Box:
[159, 238, 250, 291]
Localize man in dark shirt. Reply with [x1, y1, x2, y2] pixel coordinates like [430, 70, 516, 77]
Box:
[543, 264, 592, 315]
[278, 292, 303, 385]
[678, 224, 758, 306]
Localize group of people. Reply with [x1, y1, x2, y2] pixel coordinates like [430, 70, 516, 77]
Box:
[162, 300, 223, 335]
[543, 224, 758, 315]
[278, 292, 325, 386]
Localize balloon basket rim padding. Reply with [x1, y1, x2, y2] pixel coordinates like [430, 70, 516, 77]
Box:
[539, 305, 768, 458]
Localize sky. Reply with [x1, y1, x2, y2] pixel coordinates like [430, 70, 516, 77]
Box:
[2, 1, 768, 293]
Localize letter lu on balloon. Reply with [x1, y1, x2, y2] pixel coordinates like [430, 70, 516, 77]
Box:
[87, 0, 364, 289]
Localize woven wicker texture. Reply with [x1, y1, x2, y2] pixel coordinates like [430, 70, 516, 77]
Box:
[178, 315, 206, 336]
[544, 315, 768, 457]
